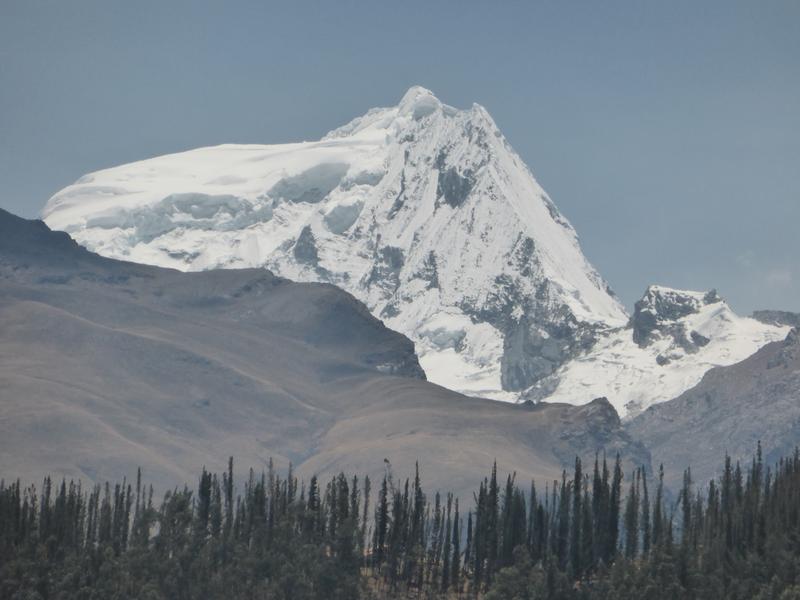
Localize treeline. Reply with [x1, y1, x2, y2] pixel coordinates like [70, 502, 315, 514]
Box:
[2, 446, 800, 599]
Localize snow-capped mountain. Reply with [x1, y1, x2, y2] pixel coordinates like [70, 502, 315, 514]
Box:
[42, 86, 627, 400]
[42, 87, 787, 412]
[531, 285, 789, 416]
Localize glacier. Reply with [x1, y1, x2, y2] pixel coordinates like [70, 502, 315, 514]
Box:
[42, 86, 787, 415]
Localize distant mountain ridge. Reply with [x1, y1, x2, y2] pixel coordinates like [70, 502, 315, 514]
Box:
[41, 87, 788, 413]
[0, 208, 649, 496]
[752, 309, 800, 329]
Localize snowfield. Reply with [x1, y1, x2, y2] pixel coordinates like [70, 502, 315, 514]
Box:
[42, 87, 788, 414]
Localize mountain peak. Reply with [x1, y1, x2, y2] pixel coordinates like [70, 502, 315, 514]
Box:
[39, 86, 787, 411]
[43, 88, 628, 400]
[631, 285, 724, 347]
[529, 279, 786, 417]
[325, 87, 465, 140]
[636, 285, 721, 321]
[396, 85, 442, 121]
[395, 87, 494, 128]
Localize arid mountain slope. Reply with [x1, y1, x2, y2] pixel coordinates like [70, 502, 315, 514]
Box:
[628, 328, 800, 488]
[0, 209, 648, 497]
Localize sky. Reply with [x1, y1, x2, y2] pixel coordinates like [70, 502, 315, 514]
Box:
[1, 1, 798, 313]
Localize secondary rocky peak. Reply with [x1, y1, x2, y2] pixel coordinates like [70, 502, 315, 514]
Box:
[764, 327, 799, 370]
[776, 327, 800, 362]
[635, 285, 721, 318]
[631, 285, 721, 347]
[526, 281, 787, 417]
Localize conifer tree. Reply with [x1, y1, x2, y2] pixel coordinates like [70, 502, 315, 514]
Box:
[608, 454, 623, 561]
[641, 467, 651, 556]
[442, 493, 452, 592]
[624, 469, 639, 559]
[556, 471, 570, 570]
[653, 464, 664, 549]
[5, 446, 800, 599]
[374, 475, 389, 567]
[451, 498, 461, 593]
[571, 457, 583, 575]
[580, 484, 593, 576]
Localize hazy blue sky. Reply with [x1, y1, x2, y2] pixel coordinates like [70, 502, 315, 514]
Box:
[1, 1, 798, 313]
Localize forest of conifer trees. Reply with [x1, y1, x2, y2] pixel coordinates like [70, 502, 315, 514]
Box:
[2, 446, 800, 599]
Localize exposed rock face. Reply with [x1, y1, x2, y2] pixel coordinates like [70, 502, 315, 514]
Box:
[631, 287, 721, 348]
[0, 208, 648, 498]
[501, 312, 597, 391]
[292, 225, 319, 265]
[627, 327, 800, 488]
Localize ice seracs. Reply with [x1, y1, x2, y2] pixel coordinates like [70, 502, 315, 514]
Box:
[42, 87, 788, 410]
